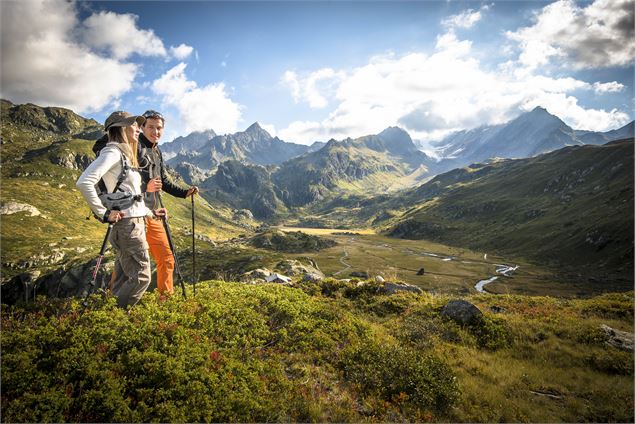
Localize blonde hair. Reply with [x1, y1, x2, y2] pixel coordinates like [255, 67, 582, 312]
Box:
[108, 126, 139, 168]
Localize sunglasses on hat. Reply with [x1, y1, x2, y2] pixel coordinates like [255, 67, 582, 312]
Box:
[142, 110, 165, 121]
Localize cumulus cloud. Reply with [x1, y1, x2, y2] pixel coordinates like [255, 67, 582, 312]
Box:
[0, 0, 136, 112]
[592, 81, 625, 94]
[82, 11, 167, 59]
[282, 68, 345, 109]
[170, 43, 194, 60]
[152, 63, 243, 134]
[506, 0, 635, 70]
[279, 28, 631, 145]
[442, 5, 489, 29]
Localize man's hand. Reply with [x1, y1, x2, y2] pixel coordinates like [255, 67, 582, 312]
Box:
[153, 208, 168, 218]
[147, 177, 162, 193]
[186, 186, 199, 197]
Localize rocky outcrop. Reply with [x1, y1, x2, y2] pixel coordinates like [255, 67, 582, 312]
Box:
[251, 231, 337, 253]
[383, 282, 423, 295]
[440, 299, 483, 325]
[50, 151, 92, 170]
[274, 259, 324, 278]
[1, 259, 114, 305]
[0, 201, 41, 216]
[600, 324, 634, 351]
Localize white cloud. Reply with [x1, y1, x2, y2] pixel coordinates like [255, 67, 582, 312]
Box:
[82, 11, 167, 59]
[593, 81, 625, 94]
[442, 5, 489, 29]
[152, 63, 243, 134]
[281, 68, 345, 109]
[170, 43, 194, 60]
[279, 28, 631, 145]
[507, 0, 635, 71]
[0, 0, 136, 113]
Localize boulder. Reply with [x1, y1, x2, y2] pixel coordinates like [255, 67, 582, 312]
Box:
[383, 282, 423, 295]
[374, 275, 385, 283]
[265, 273, 293, 285]
[233, 209, 254, 221]
[242, 268, 272, 281]
[350, 271, 369, 279]
[1, 201, 41, 216]
[440, 299, 483, 325]
[302, 273, 323, 283]
[600, 324, 634, 351]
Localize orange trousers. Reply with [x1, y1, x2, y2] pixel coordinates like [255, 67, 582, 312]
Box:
[145, 217, 175, 294]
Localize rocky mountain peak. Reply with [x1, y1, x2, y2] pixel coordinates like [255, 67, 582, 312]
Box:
[244, 122, 271, 139]
[516, 106, 567, 129]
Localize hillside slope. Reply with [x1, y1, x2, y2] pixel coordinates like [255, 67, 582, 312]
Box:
[386, 139, 634, 285]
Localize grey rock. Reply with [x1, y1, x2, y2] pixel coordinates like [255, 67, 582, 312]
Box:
[1, 201, 41, 216]
[600, 324, 634, 352]
[265, 273, 293, 285]
[233, 209, 254, 221]
[302, 273, 323, 283]
[350, 271, 369, 279]
[242, 268, 272, 281]
[383, 282, 423, 295]
[441, 299, 483, 325]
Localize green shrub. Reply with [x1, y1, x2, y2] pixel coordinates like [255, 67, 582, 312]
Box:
[339, 341, 459, 413]
[469, 315, 511, 350]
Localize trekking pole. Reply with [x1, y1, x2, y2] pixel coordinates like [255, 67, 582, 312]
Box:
[158, 194, 187, 299]
[82, 223, 113, 308]
[191, 194, 196, 295]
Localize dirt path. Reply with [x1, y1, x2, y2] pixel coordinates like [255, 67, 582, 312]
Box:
[333, 249, 351, 276]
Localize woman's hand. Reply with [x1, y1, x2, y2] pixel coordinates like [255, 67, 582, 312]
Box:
[153, 208, 168, 218]
[147, 177, 162, 193]
[107, 210, 125, 223]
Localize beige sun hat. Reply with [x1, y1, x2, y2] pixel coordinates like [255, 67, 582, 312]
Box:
[104, 111, 145, 131]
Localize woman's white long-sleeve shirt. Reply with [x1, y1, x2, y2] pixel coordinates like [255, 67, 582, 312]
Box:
[76, 143, 152, 220]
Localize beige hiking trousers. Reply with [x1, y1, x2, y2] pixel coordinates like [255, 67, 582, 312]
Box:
[109, 217, 151, 308]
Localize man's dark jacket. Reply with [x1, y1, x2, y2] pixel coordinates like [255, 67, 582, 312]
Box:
[138, 133, 188, 209]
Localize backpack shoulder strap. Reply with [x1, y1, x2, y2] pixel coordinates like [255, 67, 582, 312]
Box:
[112, 153, 129, 193]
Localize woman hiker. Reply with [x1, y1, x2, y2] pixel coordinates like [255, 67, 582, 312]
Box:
[76, 111, 167, 309]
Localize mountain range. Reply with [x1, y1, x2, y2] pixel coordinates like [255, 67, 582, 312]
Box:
[432, 106, 633, 171]
[162, 107, 632, 208]
[1, 99, 632, 289]
[166, 122, 311, 173]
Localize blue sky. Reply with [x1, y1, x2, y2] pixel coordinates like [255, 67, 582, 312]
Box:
[1, 0, 633, 146]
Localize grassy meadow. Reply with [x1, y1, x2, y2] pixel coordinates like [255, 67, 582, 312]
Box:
[2, 280, 632, 422]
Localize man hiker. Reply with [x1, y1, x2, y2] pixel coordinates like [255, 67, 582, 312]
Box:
[139, 110, 198, 298]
